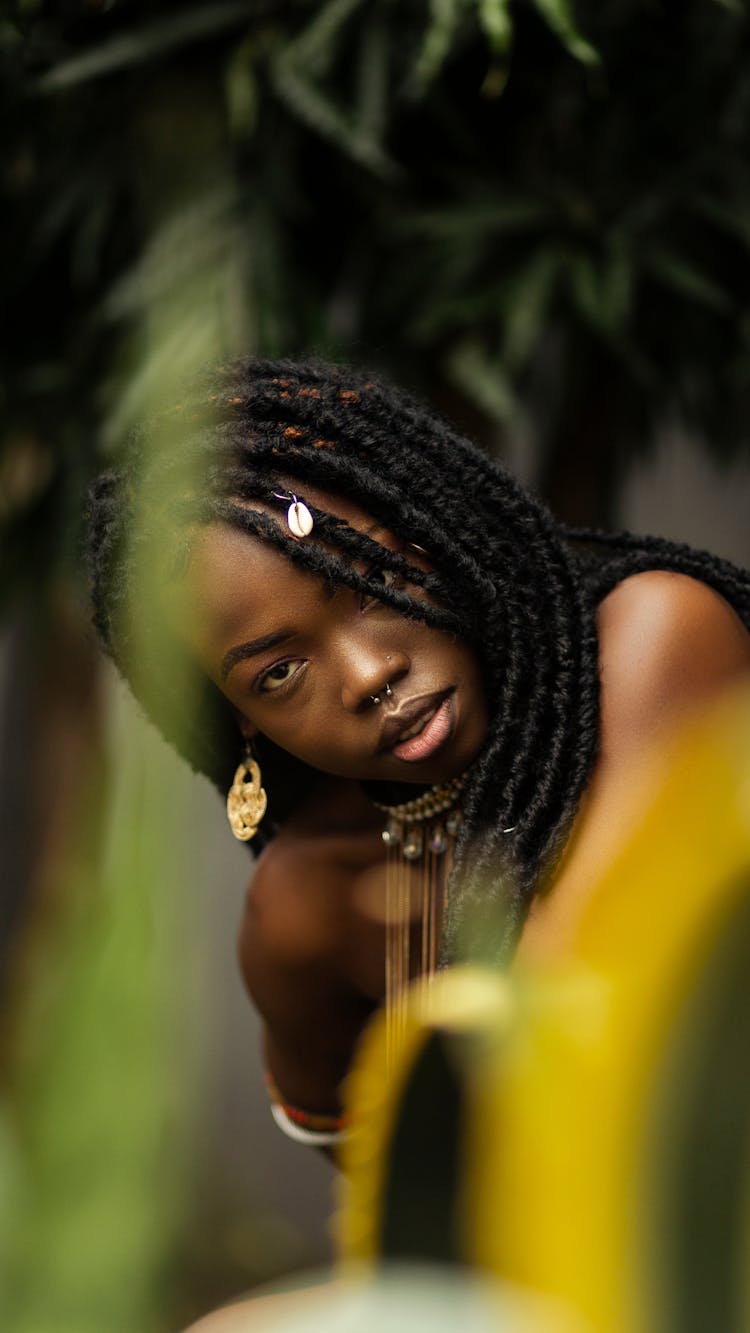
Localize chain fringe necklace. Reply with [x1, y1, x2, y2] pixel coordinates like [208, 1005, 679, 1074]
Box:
[370, 774, 466, 1068]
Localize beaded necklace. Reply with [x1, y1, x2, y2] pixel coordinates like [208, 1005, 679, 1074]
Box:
[370, 775, 466, 1065]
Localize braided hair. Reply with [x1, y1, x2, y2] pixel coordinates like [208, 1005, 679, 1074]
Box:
[87, 357, 750, 960]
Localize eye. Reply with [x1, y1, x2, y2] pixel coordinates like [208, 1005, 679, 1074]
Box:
[360, 564, 399, 611]
[256, 659, 306, 694]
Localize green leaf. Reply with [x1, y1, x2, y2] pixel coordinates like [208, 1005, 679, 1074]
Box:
[691, 194, 750, 251]
[645, 247, 733, 314]
[445, 337, 517, 422]
[399, 195, 549, 240]
[407, 271, 492, 341]
[355, 9, 389, 140]
[501, 249, 560, 369]
[280, 0, 366, 80]
[477, 0, 512, 54]
[104, 190, 239, 320]
[567, 252, 599, 325]
[225, 33, 260, 141]
[35, 1, 257, 93]
[269, 0, 398, 177]
[0, 19, 24, 51]
[272, 60, 397, 177]
[1, 701, 207, 1333]
[529, 0, 600, 66]
[412, 0, 475, 90]
[599, 241, 633, 330]
[566, 242, 632, 334]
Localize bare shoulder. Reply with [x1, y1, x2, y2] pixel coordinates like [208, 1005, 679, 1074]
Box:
[518, 571, 750, 962]
[596, 570, 750, 757]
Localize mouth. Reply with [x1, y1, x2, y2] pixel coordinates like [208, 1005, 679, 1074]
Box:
[379, 689, 454, 763]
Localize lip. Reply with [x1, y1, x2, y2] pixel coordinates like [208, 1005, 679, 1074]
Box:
[378, 688, 454, 761]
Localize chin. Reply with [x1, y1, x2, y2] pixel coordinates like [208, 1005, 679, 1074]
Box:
[387, 742, 484, 787]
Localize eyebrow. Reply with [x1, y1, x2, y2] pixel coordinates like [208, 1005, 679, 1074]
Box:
[220, 630, 294, 683]
[217, 519, 390, 683]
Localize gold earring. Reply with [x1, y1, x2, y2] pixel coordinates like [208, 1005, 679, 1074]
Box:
[227, 745, 267, 841]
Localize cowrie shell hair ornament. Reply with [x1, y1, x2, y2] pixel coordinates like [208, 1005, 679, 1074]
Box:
[288, 499, 314, 538]
[273, 493, 314, 539]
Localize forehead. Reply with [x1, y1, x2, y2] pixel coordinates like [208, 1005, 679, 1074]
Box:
[171, 483, 382, 664]
[186, 524, 313, 636]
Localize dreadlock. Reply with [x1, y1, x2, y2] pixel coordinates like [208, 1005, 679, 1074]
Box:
[87, 356, 750, 961]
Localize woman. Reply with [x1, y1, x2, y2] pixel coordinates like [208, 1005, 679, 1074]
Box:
[88, 356, 750, 1143]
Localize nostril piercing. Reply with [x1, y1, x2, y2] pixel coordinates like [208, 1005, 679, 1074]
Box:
[370, 680, 392, 706]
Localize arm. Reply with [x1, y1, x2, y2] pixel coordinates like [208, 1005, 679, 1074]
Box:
[518, 571, 750, 962]
[237, 784, 387, 1117]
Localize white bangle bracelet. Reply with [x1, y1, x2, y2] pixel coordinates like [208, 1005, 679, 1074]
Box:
[270, 1101, 346, 1147]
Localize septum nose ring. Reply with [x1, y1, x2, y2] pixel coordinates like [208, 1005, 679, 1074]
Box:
[370, 682, 393, 706]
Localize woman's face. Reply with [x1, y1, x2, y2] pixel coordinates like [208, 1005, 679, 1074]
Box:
[172, 487, 489, 786]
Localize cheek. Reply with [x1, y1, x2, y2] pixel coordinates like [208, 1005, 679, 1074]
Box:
[245, 701, 341, 762]
[453, 646, 488, 725]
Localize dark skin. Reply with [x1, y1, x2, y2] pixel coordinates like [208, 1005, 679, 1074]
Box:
[172, 492, 750, 1117]
[180, 496, 488, 790]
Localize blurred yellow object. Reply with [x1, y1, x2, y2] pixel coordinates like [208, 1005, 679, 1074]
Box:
[338, 684, 750, 1333]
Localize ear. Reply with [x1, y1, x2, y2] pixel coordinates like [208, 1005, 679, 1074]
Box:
[233, 708, 258, 742]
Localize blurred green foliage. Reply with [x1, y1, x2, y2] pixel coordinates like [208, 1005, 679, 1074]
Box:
[2, 0, 750, 586]
[0, 699, 209, 1332]
[1, 3, 750, 1326]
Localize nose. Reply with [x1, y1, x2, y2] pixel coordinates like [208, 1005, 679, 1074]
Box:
[339, 642, 410, 714]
